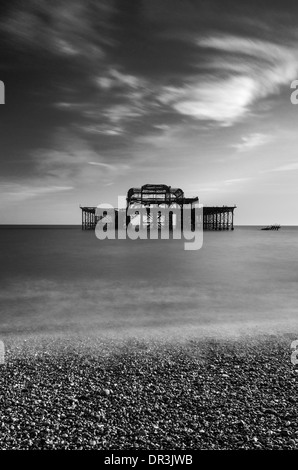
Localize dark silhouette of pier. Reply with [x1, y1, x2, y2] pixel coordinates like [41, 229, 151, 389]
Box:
[261, 224, 281, 231]
[80, 184, 236, 231]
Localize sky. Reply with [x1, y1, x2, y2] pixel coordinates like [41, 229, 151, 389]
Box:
[0, 0, 298, 224]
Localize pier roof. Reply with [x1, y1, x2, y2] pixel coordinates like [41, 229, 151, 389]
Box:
[127, 184, 198, 206]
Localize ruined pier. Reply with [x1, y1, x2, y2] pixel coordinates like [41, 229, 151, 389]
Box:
[80, 184, 236, 231]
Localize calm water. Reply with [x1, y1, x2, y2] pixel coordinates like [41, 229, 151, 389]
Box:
[0, 226, 298, 340]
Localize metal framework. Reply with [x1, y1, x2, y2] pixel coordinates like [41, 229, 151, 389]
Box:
[126, 184, 198, 207]
[80, 184, 236, 231]
[81, 206, 97, 230]
[203, 206, 236, 231]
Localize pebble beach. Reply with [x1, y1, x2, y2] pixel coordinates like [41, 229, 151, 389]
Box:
[0, 333, 297, 450]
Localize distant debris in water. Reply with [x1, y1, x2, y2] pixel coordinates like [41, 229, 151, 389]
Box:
[261, 224, 281, 231]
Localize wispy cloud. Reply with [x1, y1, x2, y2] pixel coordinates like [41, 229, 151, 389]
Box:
[103, 104, 146, 123]
[29, 130, 131, 192]
[159, 76, 256, 125]
[269, 162, 298, 172]
[224, 178, 251, 185]
[88, 161, 130, 172]
[185, 177, 251, 195]
[185, 187, 219, 194]
[96, 69, 145, 90]
[0, 0, 114, 60]
[232, 133, 273, 152]
[80, 125, 124, 136]
[0, 183, 73, 202]
[197, 35, 298, 95]
[157, 35, 298, 126]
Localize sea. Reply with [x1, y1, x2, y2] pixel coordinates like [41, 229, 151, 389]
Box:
[0, 226, 297, 342]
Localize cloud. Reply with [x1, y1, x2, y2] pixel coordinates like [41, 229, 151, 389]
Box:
[96, 69, 145, 90]
[88, 162, 114, 170]
[159, 76, 256, 125]
[185, 177, 251, 195]
[0, 183, 73, 202]
[269, 162, 298, 172]
[88, 161, 130, 172]
[104, 104, 145, 123]
[224, 178, 251, 185]
[157, 35, 298, 125]
[80, 125, 124, 136]
[198, 35, 298, 95]
[29, 129, 131, 192]
[185, 187, 219, 194]
[0, 0, 114, 59]
[198, 35, 290, 61]
[232, 133, 272, 152]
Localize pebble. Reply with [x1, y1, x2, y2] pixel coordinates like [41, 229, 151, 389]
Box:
[0, 335, 296, 450]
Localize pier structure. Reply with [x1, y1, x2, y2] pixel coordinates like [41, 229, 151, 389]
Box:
[81, 206, 97, 230]
[126, 184, 198, 231]
[261, 224, 280, 231]
[203, 206, 236, 231]
[80, 184, 236, 231]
